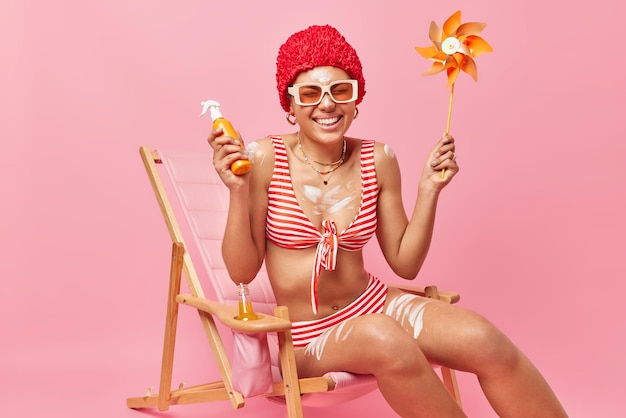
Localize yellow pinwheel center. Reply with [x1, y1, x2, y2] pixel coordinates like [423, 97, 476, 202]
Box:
[441, 37, 461, 55]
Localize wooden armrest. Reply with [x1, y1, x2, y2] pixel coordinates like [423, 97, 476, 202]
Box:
[176, 294, 292, 332]
[391, 285, 460, 304]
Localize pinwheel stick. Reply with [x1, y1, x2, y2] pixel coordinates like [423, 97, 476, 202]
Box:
[441, 83, 455, 178]
[445, 83, 454, 135]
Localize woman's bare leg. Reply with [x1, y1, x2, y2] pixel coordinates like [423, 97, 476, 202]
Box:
[294, 314, 466, 418]
[384, 287, 568, 418]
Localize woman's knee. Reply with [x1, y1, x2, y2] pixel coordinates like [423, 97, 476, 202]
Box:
[355, 315, 430, 373]
[460, 311, 521, 371]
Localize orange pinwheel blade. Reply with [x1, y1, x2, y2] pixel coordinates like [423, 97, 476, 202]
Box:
[446, 65, 461, 87]
[453, 52, 465, 63]
[456, 21, 487, 37]
[461, 56, 478, 81]
[415, 45, 438, 59]
[423, 62, 447, 76]
[466, 35, 493, 57]
[428, 21, 443, 42]
[443, 10, 462, 35]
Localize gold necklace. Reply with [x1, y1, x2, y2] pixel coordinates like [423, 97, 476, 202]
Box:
[297, 131, 346, 185]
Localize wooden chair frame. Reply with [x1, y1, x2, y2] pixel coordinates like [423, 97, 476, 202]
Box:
[126, 146, 462, 417]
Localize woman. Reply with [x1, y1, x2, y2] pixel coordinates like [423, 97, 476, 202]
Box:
[208, 25, 567, 418]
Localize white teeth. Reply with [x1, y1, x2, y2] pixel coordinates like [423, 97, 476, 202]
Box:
[315, 116, 340, 126]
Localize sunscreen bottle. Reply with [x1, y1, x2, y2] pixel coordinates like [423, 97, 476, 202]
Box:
[202, 100, 251, 175]
[236, 283, 259, 321]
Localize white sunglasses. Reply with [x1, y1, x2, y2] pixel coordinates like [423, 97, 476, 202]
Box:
[287, 80, 358, 106]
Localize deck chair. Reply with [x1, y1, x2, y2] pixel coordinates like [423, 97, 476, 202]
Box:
[126, 146, 463, 417]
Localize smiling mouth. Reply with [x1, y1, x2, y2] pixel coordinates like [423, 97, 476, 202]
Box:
[314, 116, 342, 127]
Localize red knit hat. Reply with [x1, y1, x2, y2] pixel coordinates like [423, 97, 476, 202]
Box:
[276, 25, 366, 112]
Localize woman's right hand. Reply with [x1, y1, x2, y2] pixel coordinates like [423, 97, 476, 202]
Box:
[420, 134, 459, 191]
[207, 128, 250, 188]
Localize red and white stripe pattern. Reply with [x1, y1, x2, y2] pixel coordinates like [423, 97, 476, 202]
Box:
[265, 136, 379, 313]
[291, 275, 388, 347]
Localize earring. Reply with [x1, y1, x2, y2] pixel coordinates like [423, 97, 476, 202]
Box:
[354, 107, 359, 119]
[286, 113, 297, 125]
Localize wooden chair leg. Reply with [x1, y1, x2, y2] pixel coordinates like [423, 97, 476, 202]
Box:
[157, 242, 185, 411]
[440, 366, 462, 407]
[274, 306, 304, 418]
[425, 285, 462, 406]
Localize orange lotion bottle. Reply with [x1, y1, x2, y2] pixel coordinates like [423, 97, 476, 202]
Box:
[205, 100, 251, 175]
[236, 283, 259, 321]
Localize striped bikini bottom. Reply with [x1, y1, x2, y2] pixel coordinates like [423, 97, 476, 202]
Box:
[291, 274, 389, 348]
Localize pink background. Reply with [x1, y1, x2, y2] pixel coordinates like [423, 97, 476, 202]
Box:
[2, 0, 624, 417]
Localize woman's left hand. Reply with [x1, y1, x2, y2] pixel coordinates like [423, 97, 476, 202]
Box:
[421, 134, 459, 189]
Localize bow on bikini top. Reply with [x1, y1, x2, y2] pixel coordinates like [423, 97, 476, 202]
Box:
[265, 135, 379, 314]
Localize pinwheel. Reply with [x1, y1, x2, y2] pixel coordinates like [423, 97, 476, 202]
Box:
[415, 10, 492, 177]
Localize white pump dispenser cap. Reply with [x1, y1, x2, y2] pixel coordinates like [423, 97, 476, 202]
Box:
[200, 99, 224, 121]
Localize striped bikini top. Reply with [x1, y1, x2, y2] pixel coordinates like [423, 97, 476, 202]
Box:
[265, 135, 379, 314]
